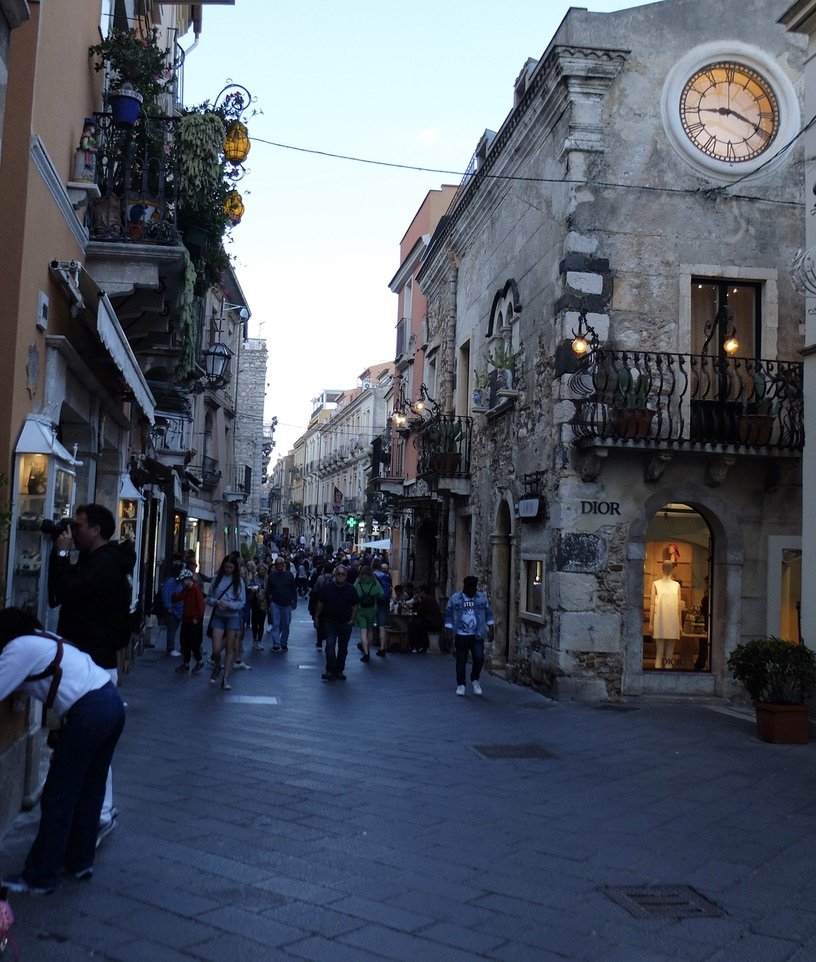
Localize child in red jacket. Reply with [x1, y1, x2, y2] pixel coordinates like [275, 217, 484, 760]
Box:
[172, 568, 206, 674]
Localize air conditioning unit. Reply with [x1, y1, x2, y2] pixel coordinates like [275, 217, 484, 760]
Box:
[361, 380, 373, 389]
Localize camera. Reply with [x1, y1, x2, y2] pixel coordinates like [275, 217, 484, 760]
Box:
[41, 517, 72, 538]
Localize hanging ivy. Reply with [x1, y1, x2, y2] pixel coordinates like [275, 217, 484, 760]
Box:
[175, 252, 198, 381]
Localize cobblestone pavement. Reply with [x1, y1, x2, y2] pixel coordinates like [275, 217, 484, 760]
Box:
[2, 604, 816, 961]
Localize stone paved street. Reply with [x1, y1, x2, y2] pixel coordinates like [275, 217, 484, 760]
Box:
[2, 604, 816, 961]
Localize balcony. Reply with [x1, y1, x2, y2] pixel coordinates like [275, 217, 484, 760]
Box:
[287, 501, 303, 516]
[416, 415, 473, 495]
[224, 464, 251, 503]
[199, 455, 222, 491]
[569, 350, 803, 480]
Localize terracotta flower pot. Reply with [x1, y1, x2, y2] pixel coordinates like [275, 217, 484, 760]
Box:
[754, 703, 811, 744]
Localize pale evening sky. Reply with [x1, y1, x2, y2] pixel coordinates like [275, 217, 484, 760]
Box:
[182, 1, 652, 462]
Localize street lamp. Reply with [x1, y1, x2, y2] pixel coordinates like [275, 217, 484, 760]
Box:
[203, 342, 231, 382]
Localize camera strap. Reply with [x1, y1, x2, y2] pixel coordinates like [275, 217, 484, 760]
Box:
[25, 630, 64, 727]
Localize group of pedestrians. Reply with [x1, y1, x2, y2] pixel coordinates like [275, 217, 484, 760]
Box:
[0, 501, 496, 900]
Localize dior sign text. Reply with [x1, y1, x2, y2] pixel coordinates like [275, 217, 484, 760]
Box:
[581, 501, 621, 516]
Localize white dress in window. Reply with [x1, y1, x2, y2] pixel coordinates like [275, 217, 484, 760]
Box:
[651, 577, 681, 639]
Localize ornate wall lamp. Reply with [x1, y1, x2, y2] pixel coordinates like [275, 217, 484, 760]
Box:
[571, 308, 598, 357]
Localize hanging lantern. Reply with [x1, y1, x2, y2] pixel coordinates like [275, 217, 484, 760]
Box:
[224, 120, 251, 164]
[224, 189, 245, 225]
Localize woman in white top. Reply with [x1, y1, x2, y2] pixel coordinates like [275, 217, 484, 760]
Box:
[0, 608, 126, 895]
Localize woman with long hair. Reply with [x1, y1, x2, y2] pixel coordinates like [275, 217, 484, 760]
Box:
[207, 555, 246, 690]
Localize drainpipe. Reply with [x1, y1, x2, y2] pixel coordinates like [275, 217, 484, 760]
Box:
[441, 250, 459, 415]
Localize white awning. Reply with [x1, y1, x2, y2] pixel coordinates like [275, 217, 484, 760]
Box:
[96, 292, 155, 423]
[50, 261, 156, 423]
[118, 473, 144, 502]
[361, 539, 391, 550]
[15, 416, 80, 464]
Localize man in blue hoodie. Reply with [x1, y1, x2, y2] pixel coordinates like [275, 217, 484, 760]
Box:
[444, 575, 494, 697]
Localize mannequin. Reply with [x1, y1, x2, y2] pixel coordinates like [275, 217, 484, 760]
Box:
[650, 560, 682, 669]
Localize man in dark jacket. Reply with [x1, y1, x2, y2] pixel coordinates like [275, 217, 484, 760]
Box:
[265, 556, 297, 651]
[50, 502, 135, 845]
[314, 565, 358, 681]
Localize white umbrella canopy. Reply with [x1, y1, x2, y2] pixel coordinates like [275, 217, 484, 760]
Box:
[360, 539, 391, 550]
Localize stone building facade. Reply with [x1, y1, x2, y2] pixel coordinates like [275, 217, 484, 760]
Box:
[414, 0, 806, 701]
[234, 335, 269, 541]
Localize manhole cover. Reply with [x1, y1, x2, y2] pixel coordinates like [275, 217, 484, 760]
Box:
[472, 744, 553, 759]
[601, 885, 724, 920]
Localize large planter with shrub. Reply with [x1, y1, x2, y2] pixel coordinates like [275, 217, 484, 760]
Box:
[727, 636, 816, 744]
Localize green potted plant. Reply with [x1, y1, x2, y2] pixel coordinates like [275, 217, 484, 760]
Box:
[487, 343, 515, 392]
[429, 419, 462, 474]
[738, 371, 776, 446]
[89, 27, 174, 124]
[613, 367, 654, 439]
[727, 636, 816, 743]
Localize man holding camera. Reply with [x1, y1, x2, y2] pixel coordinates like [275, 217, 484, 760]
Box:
[49, 503, 135, 846]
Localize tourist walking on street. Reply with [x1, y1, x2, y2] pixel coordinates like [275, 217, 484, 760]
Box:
[207, 556, 246, 690]
[49, 503, 133, 846]
[249, 563, 268, 650]
[314, 564, 358, 681]
[0, 608, 126, 895]
[172, 569, 205, 674]
[444, 575, 494, 696]
[309, 562, 334, 649]
[354, 564, 383, 662]
[373, 561, 392, 657]
[266, 556, 297, 651]
[160, 562, 185, 657]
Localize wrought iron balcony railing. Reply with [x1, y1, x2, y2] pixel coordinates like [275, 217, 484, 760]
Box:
[89, 112, 179, 246]
[199, 455, 221, 490]
[569, 350, 803, 452]
[417, 415, 473, 477]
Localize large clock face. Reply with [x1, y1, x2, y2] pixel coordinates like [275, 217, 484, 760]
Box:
[679, 61, 779, 163]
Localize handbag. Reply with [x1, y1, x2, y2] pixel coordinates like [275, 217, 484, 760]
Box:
[206, 583, 231, 638]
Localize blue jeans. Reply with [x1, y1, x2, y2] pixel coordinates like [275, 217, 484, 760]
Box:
[454, 634, 484, 686]
[324, 619, 352, 675]
[270, 603, 292, 649]
[164, 612, 181, 653]
[25, 681, 126, 888]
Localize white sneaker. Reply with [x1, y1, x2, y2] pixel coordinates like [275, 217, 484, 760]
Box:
[169, 650, 182, 658]
[233, 661, 252, 671]
[456, 685, 466, 696]
[471, 680, 483, 696]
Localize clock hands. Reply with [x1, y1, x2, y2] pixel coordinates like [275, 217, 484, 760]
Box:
[699, 106, 757, 127]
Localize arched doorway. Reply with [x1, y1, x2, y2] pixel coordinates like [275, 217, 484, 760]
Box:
[623, 487, 744, 697]
[642, 504, 712, 673]
[490, 499, 513, 672]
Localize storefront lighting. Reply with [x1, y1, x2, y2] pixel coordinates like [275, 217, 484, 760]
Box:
[224, 189, 245, 225]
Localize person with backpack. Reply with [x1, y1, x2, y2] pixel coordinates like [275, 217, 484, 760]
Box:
[372, 561, 392, 658]
[0, 608, 126, 895]
[354, 564, 384, 663]
[49, 502, 134, 847]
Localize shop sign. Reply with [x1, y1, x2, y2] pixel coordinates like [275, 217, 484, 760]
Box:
[518, 496, 543, 520]
[581, 500, 621, 516]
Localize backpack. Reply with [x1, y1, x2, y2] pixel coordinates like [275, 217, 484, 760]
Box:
[357, 583, 377, 608]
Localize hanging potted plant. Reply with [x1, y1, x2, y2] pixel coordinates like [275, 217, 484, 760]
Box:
[89, 27, 174, 126]
[727, 636, 816, 744]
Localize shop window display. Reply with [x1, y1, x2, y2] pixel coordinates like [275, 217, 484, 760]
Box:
[643, 505, 711, 671]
